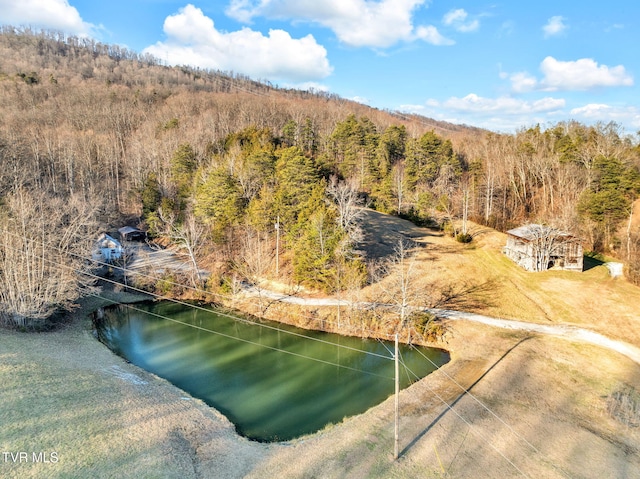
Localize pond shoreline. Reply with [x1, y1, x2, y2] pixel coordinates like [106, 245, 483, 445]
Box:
[94, 300, 449, 442]
[2, 282, 638, 478]
[85, 277, 453, 351]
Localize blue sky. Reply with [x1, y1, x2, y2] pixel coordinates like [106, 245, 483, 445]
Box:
[1, 0, 639, 133]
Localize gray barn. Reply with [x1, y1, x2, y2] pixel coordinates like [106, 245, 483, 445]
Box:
[504, 224, 583, 272]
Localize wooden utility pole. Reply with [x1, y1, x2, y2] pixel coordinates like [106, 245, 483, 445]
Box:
[336, 264, 341, 328]
[394, 333, 400, 460]
[275, 216, 280, 276]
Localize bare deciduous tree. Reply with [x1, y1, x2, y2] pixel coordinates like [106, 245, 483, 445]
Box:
[371, 239, 432, 342]
[232, 227, 274, 316]
[326, 175, 364, 232]
[370, 238, 457, 343]
[0, 189, 99, 328]
[158, 208, 208, 288]
[525, 224, 576, 272]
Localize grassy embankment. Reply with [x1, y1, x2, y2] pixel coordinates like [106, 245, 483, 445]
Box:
[391, 220, 640, 347]
[235, 216, 640, 349]
[2, 217, 640, 478]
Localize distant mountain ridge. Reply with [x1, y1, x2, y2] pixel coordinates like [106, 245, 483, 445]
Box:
[0, 26, 482, 137]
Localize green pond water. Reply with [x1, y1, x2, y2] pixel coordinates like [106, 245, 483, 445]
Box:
[94, 301, 449, 442]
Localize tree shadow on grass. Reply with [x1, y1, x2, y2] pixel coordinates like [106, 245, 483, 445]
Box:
[428, 278, 499, 311]
[400, 336, 533, 458]
[357, 208, 441, 261]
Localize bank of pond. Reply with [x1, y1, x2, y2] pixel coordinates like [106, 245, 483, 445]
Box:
[94, 301, 450, 442]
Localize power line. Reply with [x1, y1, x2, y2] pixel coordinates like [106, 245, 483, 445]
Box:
[414, 346, 535, 442]
[89, 290, 395, 381]
[2, 228, 531, 475]
[0, 230, 395, 361]
[77, 244, 429, 361]
[71, 245, 398, 341]
[1, 228, 560, 476]
[84, 248, 557, 478]
[398, 346, 416, 387]
[399, 360, 531, 478]
[83, 268, 394, 361]
[365, 296, 564, 475]
[2, 228, 550, 446]
[403, 347, 570, 478]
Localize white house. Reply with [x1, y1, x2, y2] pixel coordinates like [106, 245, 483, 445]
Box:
[92, 233, 123, 263]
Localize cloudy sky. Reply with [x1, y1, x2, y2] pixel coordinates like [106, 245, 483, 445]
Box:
[1, 0, 639, 133]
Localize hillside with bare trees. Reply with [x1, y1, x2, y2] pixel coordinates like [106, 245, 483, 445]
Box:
[0, 27, 639, 329]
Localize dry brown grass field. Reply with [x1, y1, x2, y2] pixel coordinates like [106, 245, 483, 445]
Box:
[1, 212, 639, 478]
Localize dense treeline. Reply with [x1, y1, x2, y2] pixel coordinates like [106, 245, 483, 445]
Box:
[0, 29, 639, 328]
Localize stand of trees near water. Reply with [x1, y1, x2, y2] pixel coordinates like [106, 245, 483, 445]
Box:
[1, 28, 639, 329]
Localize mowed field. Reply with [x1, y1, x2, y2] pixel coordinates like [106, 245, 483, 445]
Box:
[1, 212, 639, 478]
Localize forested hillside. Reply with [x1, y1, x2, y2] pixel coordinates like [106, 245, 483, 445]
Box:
[1, 27, 639, 328]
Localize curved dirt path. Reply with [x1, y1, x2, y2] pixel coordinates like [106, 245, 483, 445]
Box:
[245, 286, 640, 364]
[432, 308, 640, 364]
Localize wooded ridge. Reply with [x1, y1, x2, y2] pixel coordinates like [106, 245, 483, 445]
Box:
[1, 27, 639, 329]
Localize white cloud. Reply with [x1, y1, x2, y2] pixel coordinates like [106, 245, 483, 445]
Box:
[498, 21, 515, 37]
[570, 104, 612, 117]
[143, 4, 332, 83]
[414, 25, 454, 45]
[434, 94, 565, 115]
[225, 0, 262, 24]
[543, 16, 567, 38]
[401, 95, 567, 132]
[540, 56, 633, 90]
[509, 56, 634, 92]
[404, 95, 640, 132]
[351, 96, 370, 105]
[281, 81, 329, 92]
[571, 104, 640, 128]
[0, 0, 94, 35]
[443, 9, 465, 25]
[225, 0, 453, 48]
[510, 72, 538, 93]
[406, 92, 640, 133]
[400, 103, 427, 112]
[443, 8, 479, 33]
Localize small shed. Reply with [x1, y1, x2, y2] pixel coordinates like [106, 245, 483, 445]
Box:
[118, 226, 147, 242]
[606, 262, 624, 278]
[504, 224, 583, 272]
[93, 234, 123, 263]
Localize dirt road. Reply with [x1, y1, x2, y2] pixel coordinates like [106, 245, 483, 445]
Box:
[2, 211, 639, 478]
[244, 285, 640, 364]
[3, 302, 638, 478]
